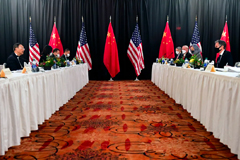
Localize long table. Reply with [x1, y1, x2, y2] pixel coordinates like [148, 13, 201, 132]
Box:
[151, 63, 240, 159]
[0, 64, 89, 155]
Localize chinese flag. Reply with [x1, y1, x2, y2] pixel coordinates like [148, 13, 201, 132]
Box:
[103, 22, 120, 78]
[49, 23, 64, 56]
[159, 21, 175, 59]
[220, 22, 230, 52]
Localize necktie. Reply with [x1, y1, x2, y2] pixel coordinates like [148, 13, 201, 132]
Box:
[17, 57, 23, 68]
[217, 55, 222, 68]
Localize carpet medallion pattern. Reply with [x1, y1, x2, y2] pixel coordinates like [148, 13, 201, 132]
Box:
[0, 81, 238, 160]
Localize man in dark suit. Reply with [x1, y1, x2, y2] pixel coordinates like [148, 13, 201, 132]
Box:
[174, 47, 183, 60]
[215, 40, 233, 68]
[50, 48, 60, 61]
[6, 43, 27, 71]
[182, 45, 192, 60]
[61, 48, 70, 60]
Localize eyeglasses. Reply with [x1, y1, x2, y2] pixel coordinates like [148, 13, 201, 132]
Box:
[19, 47, 25, 50]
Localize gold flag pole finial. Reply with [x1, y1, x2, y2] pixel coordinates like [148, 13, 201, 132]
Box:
[226, 15, 227, 22]
[195, 15, 197, 21]
[110, 16, 111, 22]
[136, 16, 138, 23]
[82, 16, 84, 22]
[29, 17, 31, 23]
[54, 16, 56, 24]
[167, 15, 169, 22]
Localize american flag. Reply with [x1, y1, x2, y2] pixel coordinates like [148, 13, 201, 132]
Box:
[29, 23, 40, 64]
[190, 20, 202, 55]
[76, 20, 92, 70]
[127, 23, 144, 77]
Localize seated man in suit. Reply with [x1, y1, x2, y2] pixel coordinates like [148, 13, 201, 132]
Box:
[174, 47, 183, 60]
[61, 48, 70, 60]
[182, 45, 192, 60]
[6, 43, 27, 71]
[50, 48, 60, 61]
[215, 40, 233, 68]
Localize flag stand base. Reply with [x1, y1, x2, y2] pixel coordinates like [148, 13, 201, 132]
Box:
[109, 78, 114, 81]
[134, 77, 139, 81]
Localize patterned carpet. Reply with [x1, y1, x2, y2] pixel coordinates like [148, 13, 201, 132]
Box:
[0, 80, 238, 160]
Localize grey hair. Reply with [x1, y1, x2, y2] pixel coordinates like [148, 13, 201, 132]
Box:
[176, 46, 182, 51]
[183, 45, 189, 49]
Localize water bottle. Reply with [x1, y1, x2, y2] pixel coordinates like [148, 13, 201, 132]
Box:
[32, 59, 37, 72]
[66, 60, 70, 66]
[156, 58, 158, 63]
[204, 58, 208, 68]
[53, 63, 57, 69]
[162, 58, 165, 64]
[184, 59, 189, 64]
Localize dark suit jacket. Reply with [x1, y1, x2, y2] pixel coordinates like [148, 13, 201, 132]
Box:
[50, 54, 58, 62]
[215, 50, 233, 68]
[61, 54, 69, 61]
[174, 53, 183, 60]
[6, 53, 26, 71]
[182, 52, 192, 60]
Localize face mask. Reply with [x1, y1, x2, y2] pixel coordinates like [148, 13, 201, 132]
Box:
[219, 45, 223, 51]
[182, 50, 186, 54]
[57, 54, 60, 58]
[67, 54, 70, 57]
[176, 51, 179, 54]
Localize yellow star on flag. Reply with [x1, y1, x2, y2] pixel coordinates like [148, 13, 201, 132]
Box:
[107, 32, 111, 38]
[222, 31, 226, 37]
[52, 33, 56, 39]
[163, 32, 166, 37]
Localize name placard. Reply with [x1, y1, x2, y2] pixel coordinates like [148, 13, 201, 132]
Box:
[205, 64, 215, 72]
[22, 67, 32, 74]
[1, 68, 12, 78]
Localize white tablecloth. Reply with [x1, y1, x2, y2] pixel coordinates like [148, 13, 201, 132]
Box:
[151, 63, 240, 159]
[0, 64, 88, 155]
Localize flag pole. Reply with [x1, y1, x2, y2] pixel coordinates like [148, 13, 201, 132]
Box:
[29, 16, 31, 23]
[167, 15, 169, 22]
[226, 15, 227, 22]
[108, 15, 114, 82]
[134, 15, 140, 81]
[82, 16, 84, 22]
[195, 15, 197, 21]
[54, 16, 56, 25]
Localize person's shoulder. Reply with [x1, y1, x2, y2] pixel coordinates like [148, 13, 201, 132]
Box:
[7, 53, 15, 60]
[224, 50, 232, 55]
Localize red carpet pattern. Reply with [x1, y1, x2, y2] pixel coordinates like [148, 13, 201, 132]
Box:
[0, 80, 238, 160]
